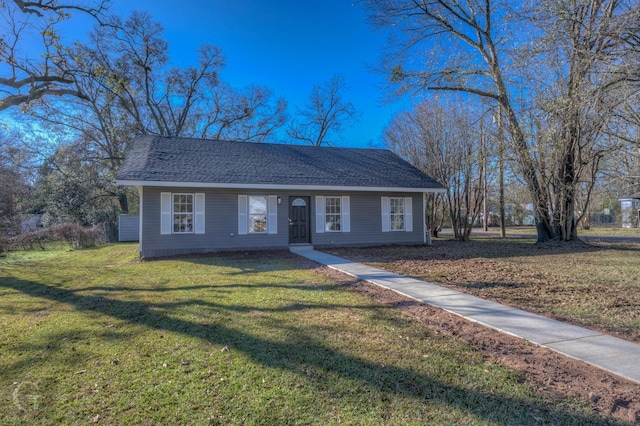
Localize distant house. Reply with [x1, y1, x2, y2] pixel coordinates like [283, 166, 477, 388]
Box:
[116, 135, 446, 258]
[620, 192, 640, 228]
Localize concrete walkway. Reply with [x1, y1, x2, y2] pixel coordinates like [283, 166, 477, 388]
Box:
[291, 247, 640, 385]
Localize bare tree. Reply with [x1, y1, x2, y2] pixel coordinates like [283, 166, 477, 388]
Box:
[287, 75, 357, 146]
[385, 99, 484, 240]
[0, 0, 109, 110]
[363, 0, 640, 242]
[196, 83, 287, 143]
[529, 0, 640, 240]
[363, 0, 553, 240]
[603, 91, 640, 196]
[63, 11, 286, 143]
[0, 130, 30, 235]
[67, 11, 226, 138]
[26, 10, 287, 231]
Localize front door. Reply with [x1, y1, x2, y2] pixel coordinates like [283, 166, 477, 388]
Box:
[289, 197, 310, 244]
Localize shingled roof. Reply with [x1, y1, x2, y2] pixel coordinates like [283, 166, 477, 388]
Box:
[116, 135, 446, 192]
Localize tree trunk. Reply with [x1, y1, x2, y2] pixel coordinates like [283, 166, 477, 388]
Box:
[497, 107, 506, 238]
[554, 150, 578, 241]
[118, 191, 129, 214]
[500, 98, 555, 242]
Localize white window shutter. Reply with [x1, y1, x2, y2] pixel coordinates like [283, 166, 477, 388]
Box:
[238, 195, 248, 235]
[381, 197, 390, 232]
[341, 195, 350, 232]
[268, 195, 278, 234]
[194, 193, 205, 234]
[405, 196, 413, 232]
[161, 192, 172, 235]
[315, 196, 325, 234]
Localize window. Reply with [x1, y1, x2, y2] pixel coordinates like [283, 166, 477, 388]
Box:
[325, 197, 341, 231]
[315, 196, 350, 233]
[381, 196, 413, 233]
[173, 194, 194, 233]
[161, 192, 204, 235]
[249, 196, 267, 233]
[238, 195, 278, 235]
[389, 197, 405, 231]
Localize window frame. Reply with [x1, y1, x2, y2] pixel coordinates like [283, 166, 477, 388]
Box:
[248, 195, 268, 234]
[160, 192, 204, 235]
[172, 193, 194, 234]
[324, 196, 342, 232]
[389, 197, 406, 231]
[381, 196, 413, 233]
[238, 195, 277, 236]
[316, 196, 350, 234]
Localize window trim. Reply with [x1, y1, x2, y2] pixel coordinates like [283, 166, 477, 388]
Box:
[389, 197, 405, 232]
[160, 192, 205, 235]
[316, 195, 350, 234]
[172, 193, 195, 234]
[248, 195, 268, 234]
[238, 195, 278, 235]
[324, 196, 342, 232]
[381, 196, 413, 233]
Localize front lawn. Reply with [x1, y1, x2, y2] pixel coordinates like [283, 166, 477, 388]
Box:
[0, 244, 618, 424]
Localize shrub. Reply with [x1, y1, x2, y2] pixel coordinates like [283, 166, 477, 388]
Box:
[0, 223, 106, 252]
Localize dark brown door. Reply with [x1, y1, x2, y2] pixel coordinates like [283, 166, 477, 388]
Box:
[289, 197, 310, 243]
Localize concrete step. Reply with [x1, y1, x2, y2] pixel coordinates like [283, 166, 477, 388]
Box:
[289, 244, 314, 253]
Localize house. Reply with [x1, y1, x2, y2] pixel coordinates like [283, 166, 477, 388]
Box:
[620, 192, 640, 228]
[115, 135, 446, 258]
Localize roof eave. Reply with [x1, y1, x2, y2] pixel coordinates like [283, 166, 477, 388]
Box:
[115, 179, 447, 193]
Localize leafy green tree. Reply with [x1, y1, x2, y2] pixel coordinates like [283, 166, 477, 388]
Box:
[30, 141, 122, 237]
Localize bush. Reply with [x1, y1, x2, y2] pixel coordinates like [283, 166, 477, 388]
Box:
[0, 223, 106, 252]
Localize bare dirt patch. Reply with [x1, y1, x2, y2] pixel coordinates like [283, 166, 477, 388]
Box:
[304, 242, 640, 424]
[327, 240, 640, 342]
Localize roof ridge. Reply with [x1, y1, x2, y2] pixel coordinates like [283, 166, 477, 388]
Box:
[138, 134, 390, 153]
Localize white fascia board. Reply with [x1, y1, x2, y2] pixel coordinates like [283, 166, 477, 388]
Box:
[116, 179, 447, 194]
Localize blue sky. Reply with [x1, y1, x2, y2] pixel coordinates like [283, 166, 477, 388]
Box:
[102, 0, 408, 148]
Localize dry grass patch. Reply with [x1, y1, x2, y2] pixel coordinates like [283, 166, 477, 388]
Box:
[326, 238, 640, 341]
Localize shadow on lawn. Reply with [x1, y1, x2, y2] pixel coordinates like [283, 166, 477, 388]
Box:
[0, 272, 618, 425]
[74, 282, 339, 294]
[1, 327, 133, 379]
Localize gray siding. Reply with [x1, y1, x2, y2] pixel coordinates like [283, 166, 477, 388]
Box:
[118, 215, 140, 242]
[312, 192, 424, 248]
[140, 187, 425, 258]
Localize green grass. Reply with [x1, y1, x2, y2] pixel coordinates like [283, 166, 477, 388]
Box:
[0, 244, 623, 424]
